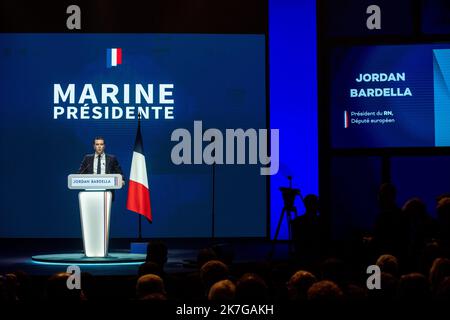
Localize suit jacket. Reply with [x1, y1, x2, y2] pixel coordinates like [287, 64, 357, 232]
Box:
[77, 154, 125, 201]
[78, 153, 125, 180]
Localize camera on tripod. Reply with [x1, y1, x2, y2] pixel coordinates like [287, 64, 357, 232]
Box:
[269, 176, 302, 259]
[279, 176, 301, 210]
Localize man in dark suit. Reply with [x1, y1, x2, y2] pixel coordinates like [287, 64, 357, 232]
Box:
[78, 136, 125, 191]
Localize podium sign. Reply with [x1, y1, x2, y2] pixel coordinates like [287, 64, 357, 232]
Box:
[68, 174, 123, 257]
[68, 174, 123, 189]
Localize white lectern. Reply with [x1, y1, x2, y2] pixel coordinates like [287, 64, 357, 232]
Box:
[68, 174, 123, 258]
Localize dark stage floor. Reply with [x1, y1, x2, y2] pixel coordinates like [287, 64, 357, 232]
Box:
[0, 238, 290, 276]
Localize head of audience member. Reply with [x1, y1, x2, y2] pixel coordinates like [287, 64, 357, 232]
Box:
[303, 194, 319, 216]
[429, 258, 450, 293]
[47, 272, 82, 301]
[138, 261, 163, 278]
[136, 274, 166, 300]
[376, 254, 399, 278]
[436, 193, 450, 202]
[307, 280, 344, 302]
[378, 183, 398, 211]
[197, 248, 218, 269]
[146, 241, 168, 269]
[287, 270, 317, 301]
[402, 198, 428, 222]
[200, 260, 229, 294]
[235, 273, 269, 302]
[368, 272, 398, 301]
[397, 273, 429, 300]
[208, 279, 236, 301]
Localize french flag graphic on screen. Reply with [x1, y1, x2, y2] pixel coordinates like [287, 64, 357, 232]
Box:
[344, 110, 349, 128]
[106, 48, 122, 68]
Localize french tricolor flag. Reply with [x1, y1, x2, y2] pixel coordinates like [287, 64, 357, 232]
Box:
[126, 117, 152, 222]
[106, 48, 122, 68]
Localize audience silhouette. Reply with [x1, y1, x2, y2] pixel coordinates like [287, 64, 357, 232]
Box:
[2, 185, 450, 303]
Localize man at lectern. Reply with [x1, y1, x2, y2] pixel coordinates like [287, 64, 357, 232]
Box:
[77, 136, 125, 186]
[75, 137, 125, 257]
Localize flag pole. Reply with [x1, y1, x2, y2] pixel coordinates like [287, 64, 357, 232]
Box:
[212, 162, 215, 239]
[137, 112, 142, 241]
[211, 136, 216, 241]
[138, 214, 142, 241]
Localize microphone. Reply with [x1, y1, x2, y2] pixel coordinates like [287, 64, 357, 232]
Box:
[78, 157, 91, 174]
[78, 164, 89, 174]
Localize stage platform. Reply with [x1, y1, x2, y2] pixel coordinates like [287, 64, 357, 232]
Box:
[0, 238, 290, 276]
[31, 253, 147, 264]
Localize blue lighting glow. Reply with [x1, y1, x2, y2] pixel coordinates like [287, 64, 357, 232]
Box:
[31, 260, 143, 266]
[269, 0, 318, 239]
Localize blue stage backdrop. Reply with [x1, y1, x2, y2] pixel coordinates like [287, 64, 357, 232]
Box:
[269, 0, 318, 239]
[0, 34, 267, 238]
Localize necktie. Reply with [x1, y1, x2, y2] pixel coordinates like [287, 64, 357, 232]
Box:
[96, 155, 101, 174]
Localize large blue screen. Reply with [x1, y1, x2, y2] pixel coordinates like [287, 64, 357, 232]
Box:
[331, 43, 450, 149]
[0, 34, 267, 238]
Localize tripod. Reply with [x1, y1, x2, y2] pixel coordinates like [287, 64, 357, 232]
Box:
[269, 177, 301, 259]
